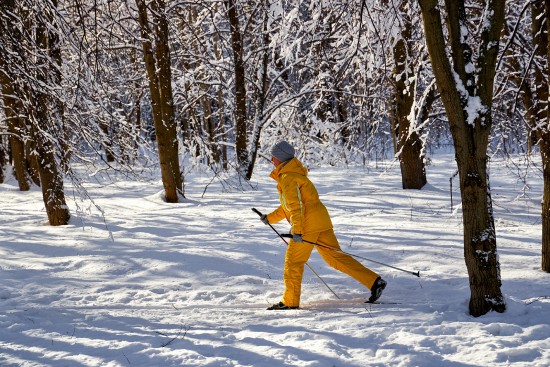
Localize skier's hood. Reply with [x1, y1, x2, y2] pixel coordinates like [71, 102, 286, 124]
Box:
[269, 157, 308, 182]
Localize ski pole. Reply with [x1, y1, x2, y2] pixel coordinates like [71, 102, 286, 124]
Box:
[252, 208, 341, 299]
[280, 234, 420, 277]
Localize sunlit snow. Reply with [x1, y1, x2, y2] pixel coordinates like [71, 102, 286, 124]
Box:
[1, 154, 549, 366]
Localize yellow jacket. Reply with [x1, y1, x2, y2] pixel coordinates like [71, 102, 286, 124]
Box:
[267, 157, 333, 234]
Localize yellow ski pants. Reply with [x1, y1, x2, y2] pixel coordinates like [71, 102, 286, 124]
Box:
[281, 229, 380, 308]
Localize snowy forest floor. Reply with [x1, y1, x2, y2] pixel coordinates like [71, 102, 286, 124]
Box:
[1, 153, 549, 367]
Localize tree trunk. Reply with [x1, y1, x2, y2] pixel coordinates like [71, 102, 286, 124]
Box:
[458, 153, 503, 315]
[0, 139, 5, 183]
[542, 139, 550, 272]
[137, 0, 183, 202]
[211, 6, 227, 169]
[392, 0, 427, 189]
[0, 73, 31, 191]
[202, 96, 219, 165]
[152, 0, 182, 195]
[543, 0, 550, 272]
[33, 0, 70, 225]
[515, 0, 550, 272]
[0, 0, 31, 191]
[21, 4, 41, 186]
[48, 6, 70, 176]
[246, 9, 270, 180]
[25, 134, 41, 185]
[129, 48, 142, 162]
[186, 6, 221, 167]
[419, 0, 506, 316]
[225, 0, 247, 170]
[32, 125, 70, 226]
[101, 122, 115, 162]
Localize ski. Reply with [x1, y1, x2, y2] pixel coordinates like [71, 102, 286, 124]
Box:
[302, 298, 402, 309]
[364, 300, 401, 305]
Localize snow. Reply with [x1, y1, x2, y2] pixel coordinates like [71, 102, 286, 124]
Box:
[466, 95, 486, 126]
[1, 154, 550, 367]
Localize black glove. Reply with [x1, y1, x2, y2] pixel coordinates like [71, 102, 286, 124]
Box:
[260, 214, 269, 225]
[292, 234, 303, 243]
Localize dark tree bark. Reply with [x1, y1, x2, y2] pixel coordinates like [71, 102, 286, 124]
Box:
[128, 48, 143, 162]
[0, 0, 31, 191]
[225, 0, 248, 170]
[32, 0, 70, 225]
[0, 70, 31, 191]
[245, 8, 270, 180]
[212, 24, 228, 169]
[0, 138, 5, 184]
[513, 0, 550, 272]
[18, 4, 42, 186]
[137, 0, 184, 202]
[100, 122, 116, 163]
[391, 0, 427, 189]
[185, 7, 223, 167]
[419, 0, 506, 316]
[542, 0, 550, 272]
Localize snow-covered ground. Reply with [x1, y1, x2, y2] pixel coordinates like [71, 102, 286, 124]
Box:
[1, 154, 549, 367]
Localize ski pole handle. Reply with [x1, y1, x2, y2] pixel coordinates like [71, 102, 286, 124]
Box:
[252, 208, 270, 225]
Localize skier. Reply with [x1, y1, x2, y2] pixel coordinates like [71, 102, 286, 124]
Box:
[261, 140, 387, 310]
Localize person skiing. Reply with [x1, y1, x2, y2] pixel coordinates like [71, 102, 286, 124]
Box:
[261, 140, 387, 310]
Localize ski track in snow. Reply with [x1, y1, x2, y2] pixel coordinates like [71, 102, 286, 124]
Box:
[1, 154, 549, 366]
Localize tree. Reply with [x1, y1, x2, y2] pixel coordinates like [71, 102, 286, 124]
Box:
[390, 0, 429, 189]
[0, 135, 5, 183]
[418, 0, 506, 316]
[225, 0, 248, 172]
[542, 0, 550, 272]
[498, 1, 550, 272]
[137, 0, 184, 202]
[32, 0, 70, 225]
[170, 3, 227, 169]
[0, 0, 31, 191]
[0, 0, 70, 225]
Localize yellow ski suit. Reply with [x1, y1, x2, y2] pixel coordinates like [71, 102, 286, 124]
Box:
[266, 157, 380, 307]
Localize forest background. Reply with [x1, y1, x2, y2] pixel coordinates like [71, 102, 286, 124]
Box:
[1, 0, 549, 318]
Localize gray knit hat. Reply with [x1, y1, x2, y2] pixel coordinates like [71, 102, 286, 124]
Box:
[270, 141, 295, 162]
